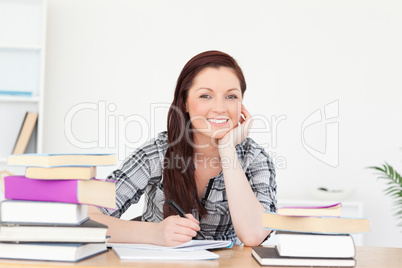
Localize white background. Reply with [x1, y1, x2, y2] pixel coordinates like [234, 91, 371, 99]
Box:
[43, 0, 402, 247]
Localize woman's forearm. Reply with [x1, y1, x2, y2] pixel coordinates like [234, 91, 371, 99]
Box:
[219, 146, 271, 246]
[88, 206, 200, 246]
[88, 206, 158, 244]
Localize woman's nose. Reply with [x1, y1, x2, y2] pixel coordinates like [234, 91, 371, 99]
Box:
[212, 98, 226, 113]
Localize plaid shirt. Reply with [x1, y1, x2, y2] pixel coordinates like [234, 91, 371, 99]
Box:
[99, 131, 277, 245]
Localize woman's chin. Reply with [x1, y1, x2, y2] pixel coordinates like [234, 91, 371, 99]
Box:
[211, 131, 229, 141]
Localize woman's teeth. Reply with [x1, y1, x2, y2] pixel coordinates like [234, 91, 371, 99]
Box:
[207, 119, 228, 124]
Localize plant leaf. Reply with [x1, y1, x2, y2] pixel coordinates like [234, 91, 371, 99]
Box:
[369, 162, 402, 230]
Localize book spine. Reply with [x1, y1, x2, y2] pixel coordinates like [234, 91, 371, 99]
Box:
[0, 90, 33, 97]
[4, 176, 79, 204]
[12, 112, 29, 154]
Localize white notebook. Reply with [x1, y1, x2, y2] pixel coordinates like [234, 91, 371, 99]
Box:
[108, 239, 233, 252]
[113, 247, 219, 260]
[110, 240, 233, 261]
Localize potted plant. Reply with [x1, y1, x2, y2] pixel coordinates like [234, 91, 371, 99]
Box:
[368, 163, 402, 230]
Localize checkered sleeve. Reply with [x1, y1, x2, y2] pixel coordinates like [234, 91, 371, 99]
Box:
[245, 145, 277, 213]
[98, 147, 152, 218]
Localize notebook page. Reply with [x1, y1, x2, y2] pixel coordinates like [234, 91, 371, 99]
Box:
[113, 247, 219, 260]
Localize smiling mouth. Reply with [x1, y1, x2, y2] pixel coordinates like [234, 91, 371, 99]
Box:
[207, 118, 229, 124]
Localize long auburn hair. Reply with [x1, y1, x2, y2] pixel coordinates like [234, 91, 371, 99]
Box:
[163, 50, 247, 218]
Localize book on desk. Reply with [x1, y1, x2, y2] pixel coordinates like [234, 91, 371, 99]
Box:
[0, 153, 117, 262]
[0, 242, 108, 263]
[3, 175, 116, 209]
[0, 219, 108, 243]
[252, 203, 370, 267]
[25, 166, 97, 180]
[274, 231, 355, 258]
[276, 202, 342, 217]
[0, 200, 88, 225]
[252, 246, 356, 267]
[7, 153, 116, 167]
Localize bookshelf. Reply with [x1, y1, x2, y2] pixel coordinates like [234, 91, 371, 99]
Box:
[0, 0, 47, 170]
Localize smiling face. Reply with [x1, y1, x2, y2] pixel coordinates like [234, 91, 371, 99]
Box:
[186, 67, 243, 146]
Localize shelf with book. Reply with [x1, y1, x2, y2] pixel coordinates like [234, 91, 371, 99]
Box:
[0, 49, 41, 96]
[0, 103, 39, 159]
[0, 96, 41, 103]
[0, 44, 42, 51]
[0, 0, 47, 173]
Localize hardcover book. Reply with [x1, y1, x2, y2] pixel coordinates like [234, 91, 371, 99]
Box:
[12, 112, 38, 154]
[275, 231, 355, 258]
[262, 211, 370, 234]
[0, 219, 108, 243]
[0, 200, 88, 225]
[0, 242, 107, 262]
[25, 166, 96, 180]
[7, 153, 116, 167]
[252, 246, 356, 267]
[3, 176, 116, 209]
[277, 202, 342, 217]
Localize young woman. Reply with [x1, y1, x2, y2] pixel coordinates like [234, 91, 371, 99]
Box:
[88, 50, 277, 247]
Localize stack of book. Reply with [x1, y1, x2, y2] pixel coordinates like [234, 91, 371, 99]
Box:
[0, 153, 116, 262]
[252, 203, 370, 267]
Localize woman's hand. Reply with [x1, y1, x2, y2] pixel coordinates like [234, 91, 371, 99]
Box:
[218, 104, 253, 149]
[153, 214, 200, 247]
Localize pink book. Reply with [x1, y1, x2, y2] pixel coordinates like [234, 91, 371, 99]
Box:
[277, 203, 342, 217]
[3, 176, 115, 209]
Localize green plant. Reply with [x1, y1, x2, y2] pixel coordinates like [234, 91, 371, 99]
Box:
[368, 163, 402, 229]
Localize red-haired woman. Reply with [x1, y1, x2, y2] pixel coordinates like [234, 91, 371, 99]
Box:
[89, 51, 277, 247]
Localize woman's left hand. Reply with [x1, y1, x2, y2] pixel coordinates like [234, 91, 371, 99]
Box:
[218, 104, 253, 149]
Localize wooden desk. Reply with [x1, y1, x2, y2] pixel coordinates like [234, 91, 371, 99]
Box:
[0, 246, 401, 268]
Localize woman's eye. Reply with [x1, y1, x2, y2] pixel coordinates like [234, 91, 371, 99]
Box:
[200, 94, 211, 99]
[226, 95, 238, 99]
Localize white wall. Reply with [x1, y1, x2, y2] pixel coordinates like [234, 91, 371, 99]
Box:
[44, 0, 402, 247]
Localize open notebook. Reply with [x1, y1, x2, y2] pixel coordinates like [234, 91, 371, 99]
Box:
[110, 240, 233, 260]
[108, 239, 233, 251]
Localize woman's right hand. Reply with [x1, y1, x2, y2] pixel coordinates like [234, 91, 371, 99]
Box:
[153, 214, 200, 246]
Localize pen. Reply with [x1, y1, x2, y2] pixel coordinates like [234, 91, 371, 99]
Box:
[167, 199, 207, 239]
